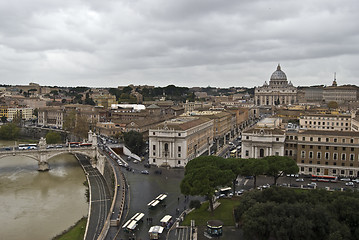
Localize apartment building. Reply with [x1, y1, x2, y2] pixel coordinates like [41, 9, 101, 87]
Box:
[149, 117, 213, 168]
[294, 130, 359, 177]
[299, 113, 352, 131]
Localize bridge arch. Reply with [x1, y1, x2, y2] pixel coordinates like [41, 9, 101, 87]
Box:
[0, 153, 38, 162]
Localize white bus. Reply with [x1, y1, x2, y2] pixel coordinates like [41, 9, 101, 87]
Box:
[18, 144, 38, 150]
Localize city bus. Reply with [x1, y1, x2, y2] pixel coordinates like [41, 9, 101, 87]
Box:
[18, 144, 38, 150]
[311, 175, 338, 183]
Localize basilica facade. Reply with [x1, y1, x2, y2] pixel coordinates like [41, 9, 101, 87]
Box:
[255, 65, 297, 106]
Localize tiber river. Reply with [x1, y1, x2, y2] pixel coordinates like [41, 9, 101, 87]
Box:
[0, 141, 88, 240]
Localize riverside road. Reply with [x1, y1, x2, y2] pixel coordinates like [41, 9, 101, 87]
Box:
[77, 154, 111, 240]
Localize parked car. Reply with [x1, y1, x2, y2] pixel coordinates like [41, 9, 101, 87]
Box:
[296, 178, 304, 182]
[340, 178, 351, 181]
[141, 170, 149, 175]
[345, 182, 354, 186]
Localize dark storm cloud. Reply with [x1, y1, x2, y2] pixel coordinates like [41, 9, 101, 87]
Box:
[0, 0, 358, 87]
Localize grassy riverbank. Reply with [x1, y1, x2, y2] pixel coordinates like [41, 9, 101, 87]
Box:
[52, 217, 87, 240]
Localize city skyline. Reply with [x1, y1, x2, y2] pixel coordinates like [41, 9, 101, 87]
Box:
[1, 0, 359, 88]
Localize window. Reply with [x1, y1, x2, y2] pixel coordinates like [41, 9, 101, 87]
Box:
[350, 154, 354, 161]
[325, 162, 328, 165]
[178, 146, 181, 152]
[334, 147, 337, 150]
[285, 150, 288, 156]
[153, 132, 155, 135]
[333, 169, 336, 174]
[334, 138, 337, 142]
[153, 159, 156, 163]
[349, 170, 353, 175]
[317, 161, 320, 164]
[342, 147, 346, 151]
[341, 153, 346, 161]
[302, 137, 306, 141]
[310, 145, 313, 149]
[245, 150, 249, 157]
[351, 139, 354, 143]
[341, 170, 345, 175]
[317, 152, 321, 159]
[309, 168, 312, 172]
[326, 138, 329, 142]
[342, 163, 345, 166]
[178, 133, 181, 136]
[318, 146, 321, 150]
[333, 153, 338, 160]
[309, 161, 312, 164]
[318, 137, 321, 142]
[309, 151, 313, 159]
[301, 151, 305, 158]
[276, 137, 279, 141]
[342, 139, 345, 143]
[310, 137, 313, 141]
[326, 146, 329, 150]
[275, 152, 279, 156]
[153, 145, 156, 150]
[302, 145, 305, 149]
[178, 160, 181, 164]
[317, 168, 320, 173]
[301, 167, 304, 171]
[178, 154, 181, 157]
[325, 152, 329, 160]
[351, 148, 355, 151]
[289, 150, 293, 156]
[246, 136, 249, 140]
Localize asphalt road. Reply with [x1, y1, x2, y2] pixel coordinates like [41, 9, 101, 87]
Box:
[77, 154, 111, 240]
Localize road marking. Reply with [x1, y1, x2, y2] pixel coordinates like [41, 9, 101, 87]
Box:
[91, 199, 111, 203]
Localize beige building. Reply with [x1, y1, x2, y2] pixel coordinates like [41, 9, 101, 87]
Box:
[241, 118, 285, 159]
[323, 80, 358, 104]
[294, 130, 359, 177]
[7, 107, 34, 121]
[96, 122, 121, 136]
[149, 117, 213, 168]
[299, 113, 352, 131]
[93, 94, 117, 108]
[37, 106, 64, 128]
[255, 65, 297, 106]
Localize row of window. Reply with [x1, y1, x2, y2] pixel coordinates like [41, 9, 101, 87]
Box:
[301, 151, 358, 161]
[300, 167, 354, 176]
[302, 145, 356, 151]
[302, 137, 356, 143]
[302, 116, 350, 121]
[301, 160, 354, 167]
[303, 121, 349, 126]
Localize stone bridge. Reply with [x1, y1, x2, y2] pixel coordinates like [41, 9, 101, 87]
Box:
[0, 131, 99, 171]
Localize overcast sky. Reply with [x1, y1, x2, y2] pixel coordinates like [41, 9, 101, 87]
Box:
[0, 0, 358, 88]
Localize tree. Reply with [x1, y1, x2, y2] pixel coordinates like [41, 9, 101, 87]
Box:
[74, 114, 89, 140]
[328, 101, 338, 109]
[264, 156, 299, 185]
[240, 158, 269, 188]
[0, 123, 20, 140]
[63, 110, 89, 140]
[1, 115, 7, 123]
[123, 130, 145, 155]
[63, 110, 77, 133]
[46, 131, 61, 144]
[180, 156, 235, 213]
